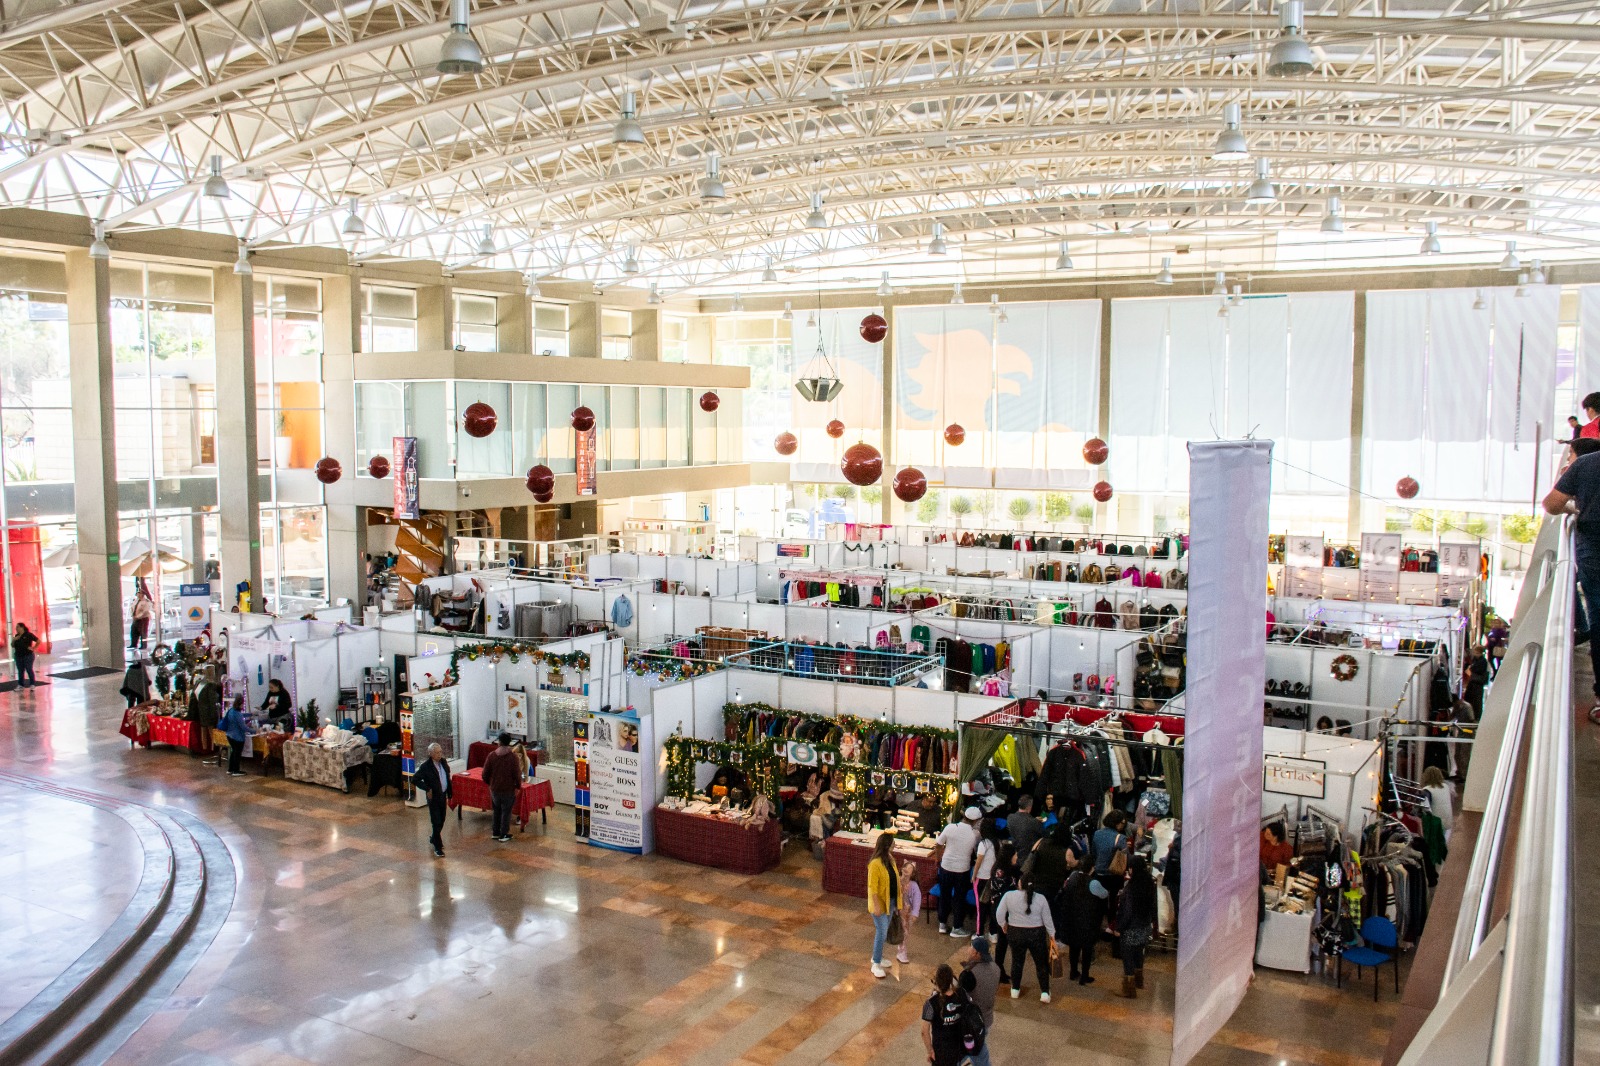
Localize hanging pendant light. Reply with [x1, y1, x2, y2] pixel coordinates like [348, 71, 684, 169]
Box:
[1530, 259, 1547, 285]
[341, 197, 366, 236]
[805, 191, 828, 230]
[928, 222, 948, 256]
[1245, 158, 1276, 205]
[647, 283, 662, 305]
[762, 257, 778, 283]
[1266, 0, 1315, 77]
[437, 0, 485, 75]
[950, 282, 965, 305]
[1154, 257, 1174, 286]
[622, 244, 640, 274]
[232, 241, 252, 276]
[526, 273, 541, 298]
[1231, 283, 1243, 305]
[998, 304, 1009, 324]
[876, 271, 893, 297]
[730, 292, 745, 312]
[1499, 241, 1521, 272]
[1472, 290, 1487, 311]
[88, 222, 111, 260]
[612, 90, 645, 145]
[1418, 221, 1441, 255]
[1212, 102, 1248, 161]
[1217, 294, 1231, 318]
[202, 155, 231, 199]
[782, 300, 793, 321]
[476, 224, 495, 256]
[1320, 196, 1344, 234]
[1515, 272, 1530, 298]
[699, 153, 726, 200]
[1211, 270, 1227, 297]
[1054, 240, 1073, 271]
[806, 308, 816, 327]
[989, 293, 1002, 315]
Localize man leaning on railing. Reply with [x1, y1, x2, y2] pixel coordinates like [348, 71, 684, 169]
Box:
[1542, 441, 1600, 722]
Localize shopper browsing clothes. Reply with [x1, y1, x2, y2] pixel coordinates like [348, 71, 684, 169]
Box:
[934, 806, 982, 937]
[11, 623, 39, 688]
[414, 742, 453, 858]
[865, 833, 904, 979]
[1059, 867, 1109, 986]
[996, 875, 1056, 1002]
[219, 697, 249, 777]
[1113, 856, 1158, 999]
[921, 964, 987, 1066]
[481, 732, 523, 842]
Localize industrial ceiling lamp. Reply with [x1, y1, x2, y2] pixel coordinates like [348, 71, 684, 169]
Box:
[647, 283, 662, 304]
[699, 153, 726, 200]
[233, 241, 252, 276]
[1472, 290, 1487, 311]
[476, 224, 495, 256]
[1211, 270, 1227, 296]
[950, 282, 965, 305]
[1212, 102, 1248, 162]
[1054, 240, 1073, 271]
[437, 0, 485, 75]
[526, 273, 541, 298]
[1531, 258, 1548, 285]
[782, 299, 793, 321]
[876, 271, 893, 297]
[1231, 283, 1243, 305]
[989, 293, 1002, 315]
[1515, 271, 1530, 298]
[341, 197, 366, 236]
[612, 90, 645, 145]
[1320, 195, 1344, 234]
[202, 155, 230, 199]
[1266, 1, 1315, 77]
[1499, 241, 1521, 272]
[730, 292, 745, 312]
[1418, 221, 1441, 255]
[1217, 293, 1231, 318]
[1154, 256, 1175, 286]
[805, 191, 828, 230]
[88, 222, 111, 260]
[622, 246, 640, 275]
[1245, 158, 1276, 205]
[928, 221, 948, 256]
[762, 257, 778, 283]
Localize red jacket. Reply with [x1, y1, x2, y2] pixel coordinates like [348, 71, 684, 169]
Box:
[481, 750, 522, 794]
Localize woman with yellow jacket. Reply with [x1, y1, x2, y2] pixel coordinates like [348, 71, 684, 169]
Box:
[867, 832, 905, 979]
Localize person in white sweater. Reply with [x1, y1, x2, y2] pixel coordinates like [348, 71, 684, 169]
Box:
[996, 876, 1057, 1002]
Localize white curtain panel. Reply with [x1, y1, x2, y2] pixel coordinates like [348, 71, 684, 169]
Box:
[1110, 293, 1354, 495]
[1363, 287, 1556, 503]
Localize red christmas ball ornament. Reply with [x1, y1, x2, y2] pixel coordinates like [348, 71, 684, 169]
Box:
[1396, 476, 1420, 500]
[892, 467, 928, 503]
[825, 419, 846, 439]
[1083, 437, 1109, 465]
[943, 423, 966, 447]
[461, 401, 498, 438]
[367, 455, 390, 479]
[314, 457, 342, 485]
[532, 489, 554, 504]
[1092, 481, 1114, 503]
[525, 464, 555, 495]
[841, 442, 884, 486]
[859, 313, 888, 344]
[570, 406, 596, 432]
[774, 431, 799, 456]
[699, 391, 720, 413]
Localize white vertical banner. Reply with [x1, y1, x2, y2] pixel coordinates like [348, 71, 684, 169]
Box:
[1172, 440, 1272, 1066]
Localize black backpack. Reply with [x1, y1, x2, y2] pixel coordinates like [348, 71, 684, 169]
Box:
[960, 995, 987, 1054]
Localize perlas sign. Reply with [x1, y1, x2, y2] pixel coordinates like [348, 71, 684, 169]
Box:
[1263, 756, 1327, 799]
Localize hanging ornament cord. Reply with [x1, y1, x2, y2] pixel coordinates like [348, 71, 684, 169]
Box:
[1513, 324, 1525, 451]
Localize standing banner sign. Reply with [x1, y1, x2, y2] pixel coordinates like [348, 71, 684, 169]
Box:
[587, 708, 655, 853]
[576, 427, 598, 496]
[1172, 440, 1272, 1066]
[393, 436, 419, 519]
[572, 719, 591, 838]
[179, 583, 211, 638]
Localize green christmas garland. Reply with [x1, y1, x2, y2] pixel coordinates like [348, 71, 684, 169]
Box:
[628, 654, 722, 682]
[449, 640, 591, 679]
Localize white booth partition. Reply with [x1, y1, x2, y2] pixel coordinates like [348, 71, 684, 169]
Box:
[1261, 727, 1382, 830]
[227, 620, 383, 721]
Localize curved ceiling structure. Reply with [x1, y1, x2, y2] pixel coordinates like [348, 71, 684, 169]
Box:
[2, 0, 1599, 293]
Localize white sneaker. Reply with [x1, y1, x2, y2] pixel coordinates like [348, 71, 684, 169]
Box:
[1010, 988, 1021, 999]
[1040, 992, 1051, 1004]
[938, 924, 948, 934]
[870, 963, 886, 979]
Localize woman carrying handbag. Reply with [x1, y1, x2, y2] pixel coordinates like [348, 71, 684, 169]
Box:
[867, 833, 906, 979]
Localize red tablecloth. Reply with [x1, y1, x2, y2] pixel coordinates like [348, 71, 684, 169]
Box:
[466, 741, 548, 773]
[448, 768, 554, 829]
[147, 714, 205, 754]
[653, 806, 782, 875]
[822, 835, 940, 898]
[119, 706, 152, 748]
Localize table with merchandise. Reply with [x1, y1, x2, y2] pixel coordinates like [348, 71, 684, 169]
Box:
[822, 831, 940, 898]
[448, 768, 554, 829]
[653, 802, 783, 875]
[282, 735, 373, 792]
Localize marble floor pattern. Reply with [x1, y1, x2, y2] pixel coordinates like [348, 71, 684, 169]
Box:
[0, 664, 1403, 1066]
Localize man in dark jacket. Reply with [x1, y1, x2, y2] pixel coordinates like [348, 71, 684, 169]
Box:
[414, 742, 452, 857]
[481, 732, 523, 842]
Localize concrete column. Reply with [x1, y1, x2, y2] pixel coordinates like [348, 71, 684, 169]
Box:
[323, 270, 365, 607]
[1095, 295, 1114, 528]
[568, 300, 600, 358]
[499, 293, 532, 355]
[688, 314, 715, 364]
[416, 280, 453, 350]
[630, 308, 662, 361]
[213, 267, 263, 609]
[1347, 291, 1368, 542]
[64, 251, 125, 668]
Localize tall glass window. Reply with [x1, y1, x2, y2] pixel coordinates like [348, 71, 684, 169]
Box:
[362, 285, 418, 351]
[714, 314, 792, 459]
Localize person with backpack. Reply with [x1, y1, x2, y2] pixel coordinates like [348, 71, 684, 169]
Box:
[996, 874, 1057, 1002]
[921, 963, 986, 1066]
[958, 939, 1000, 1066]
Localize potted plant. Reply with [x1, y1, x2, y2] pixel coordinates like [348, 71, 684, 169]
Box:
[298, 698, 319, 734]
[274, 411, 293, 468]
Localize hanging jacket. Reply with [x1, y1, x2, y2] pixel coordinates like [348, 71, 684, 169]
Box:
[610, 594, 634, 628]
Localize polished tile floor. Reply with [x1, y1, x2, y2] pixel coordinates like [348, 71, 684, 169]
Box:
[1, 666, 1401, 1066]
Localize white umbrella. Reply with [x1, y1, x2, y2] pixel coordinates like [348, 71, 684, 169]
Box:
[120, 549, 190, 578]
[42, 543, 79, 568]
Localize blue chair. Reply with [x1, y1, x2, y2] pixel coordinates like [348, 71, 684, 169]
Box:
[924, 882, 979, 924]
[1338, 916, 1400, 1001]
